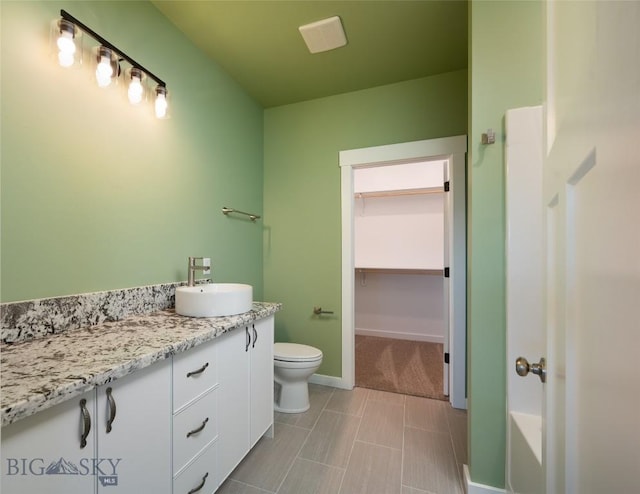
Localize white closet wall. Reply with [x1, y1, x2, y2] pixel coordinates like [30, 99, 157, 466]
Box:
[354, 161, 445, 343]
[354, 161, 443, 194]
[355, 193, 443, 269]
[355, 272, 444, 342]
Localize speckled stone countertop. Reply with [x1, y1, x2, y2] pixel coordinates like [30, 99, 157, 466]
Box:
[1, 302, 281, 427]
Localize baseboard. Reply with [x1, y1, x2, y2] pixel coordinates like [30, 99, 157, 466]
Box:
[309, 373, 352, 390]
[355, 327, 444, 344]
[463, 465, 506, 494]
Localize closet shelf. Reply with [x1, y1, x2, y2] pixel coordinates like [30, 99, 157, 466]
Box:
[354, 186, 444, 199]
[355, 267, 444, 276]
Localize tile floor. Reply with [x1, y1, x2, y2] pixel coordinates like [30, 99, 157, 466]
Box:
[217, 385, 467, 494]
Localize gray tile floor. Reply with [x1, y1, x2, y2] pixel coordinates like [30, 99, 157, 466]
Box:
[218, 385, 467, 494]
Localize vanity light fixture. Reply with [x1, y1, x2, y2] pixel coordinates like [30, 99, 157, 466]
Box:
[127, 67, 145, 104]
[56, 10, 169, 118]
[56, 19, 77, 67]
[95, 46, 117, 87]
[155, 86, 168, 119]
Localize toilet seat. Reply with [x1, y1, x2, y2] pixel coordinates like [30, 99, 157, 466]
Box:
[274, 342, 322, 362]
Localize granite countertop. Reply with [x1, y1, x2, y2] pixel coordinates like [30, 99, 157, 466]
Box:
[0, 302, 281, 427]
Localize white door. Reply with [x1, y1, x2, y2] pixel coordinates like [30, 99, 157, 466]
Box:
[443, 154, 466, 409]
[443, 163, 451, 398]
[508, 2, 640, 492]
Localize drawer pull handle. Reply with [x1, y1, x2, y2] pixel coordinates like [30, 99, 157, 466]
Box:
[186, 362, 209, 378]
[187, 472, 208, 494]
[252, 324, 257, 348]
[186, 417, 209, 438]
[79, 398, 91, 449]
[106, 387, 116, 433]
[245, 326, 250, 352]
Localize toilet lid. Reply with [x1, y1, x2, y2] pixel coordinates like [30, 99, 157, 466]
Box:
[274, 342, 323, 362]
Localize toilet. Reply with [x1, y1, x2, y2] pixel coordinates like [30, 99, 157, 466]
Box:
[273, 343, 323, 413]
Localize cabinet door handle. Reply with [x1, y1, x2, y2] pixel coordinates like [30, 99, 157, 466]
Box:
[252, 324, 257, 348]
[187, 472, 208, 494]
[186, 417, 209, 438]
[245, 326, 250, 352]
[186, 362, 209, 378]
[79, 398, 91, 449]
[106, 387, 116, 433]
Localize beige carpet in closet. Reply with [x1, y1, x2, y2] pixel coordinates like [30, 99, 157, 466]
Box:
[355, 335, 446, 401]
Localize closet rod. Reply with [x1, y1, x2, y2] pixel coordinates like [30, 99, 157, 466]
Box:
[355, 268, 444, 276]
[355, 186, 443, 199]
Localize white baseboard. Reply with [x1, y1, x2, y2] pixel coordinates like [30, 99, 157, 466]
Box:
[463, 465, 506, 494]
[309, 373, 352, 390]
[355, 327, 444, 344]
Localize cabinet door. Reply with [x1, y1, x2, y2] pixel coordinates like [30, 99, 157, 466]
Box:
[249, 316, 274, 447]
[216, 327, 250, 483]
[1, 390, 97, 494]
[97, 359, 171, 494]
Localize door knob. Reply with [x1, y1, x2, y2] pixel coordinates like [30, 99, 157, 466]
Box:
[515, 356, 547, 383]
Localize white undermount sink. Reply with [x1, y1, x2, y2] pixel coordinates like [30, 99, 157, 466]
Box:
[175, 283, 253, 317]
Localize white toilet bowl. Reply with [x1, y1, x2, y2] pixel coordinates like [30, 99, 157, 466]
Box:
[274, 343, 323, 413]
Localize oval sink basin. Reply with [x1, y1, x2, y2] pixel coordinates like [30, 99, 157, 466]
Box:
[175, 283, 253, 317]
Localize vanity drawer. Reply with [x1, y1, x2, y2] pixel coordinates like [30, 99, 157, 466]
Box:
[173, 339, 217, 411]
[173, 439, 218, 494]
[174, 388, 218, 475]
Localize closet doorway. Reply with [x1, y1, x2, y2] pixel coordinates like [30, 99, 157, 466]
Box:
[339, 136, 467, 409]
[354, 160, 447, 400]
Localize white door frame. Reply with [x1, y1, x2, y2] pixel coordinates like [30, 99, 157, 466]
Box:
[339, 135, 467, 409]
[505, 106, 545, 493]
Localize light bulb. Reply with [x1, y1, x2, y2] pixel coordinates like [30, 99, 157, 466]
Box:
[57, 31, 75, 54]
[155, 87, 168, 118]
[128, 70, 144, 104]
[58, 51, 75, 68]
[56, 24, 75, 67]
[95, 48, 114, 88]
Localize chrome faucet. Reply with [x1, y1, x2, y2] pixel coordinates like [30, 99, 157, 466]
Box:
[187, 257, 211, 287]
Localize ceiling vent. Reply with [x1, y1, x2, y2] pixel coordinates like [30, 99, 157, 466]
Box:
[298, 16, 347, 54]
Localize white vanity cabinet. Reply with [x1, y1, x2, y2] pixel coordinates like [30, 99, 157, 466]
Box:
[1, 313, 276, 494]
[0, 358, 171, 494]
[217, 315, 274, 483]
[172, 337, 219, 494]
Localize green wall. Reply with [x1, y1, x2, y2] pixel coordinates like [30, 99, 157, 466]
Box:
[0, 1, 264, 302]
[467, 1, 543, 488]
[263, 70, 467, 377]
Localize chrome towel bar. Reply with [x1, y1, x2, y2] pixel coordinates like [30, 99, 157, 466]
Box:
[222, 207, 261, 222]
